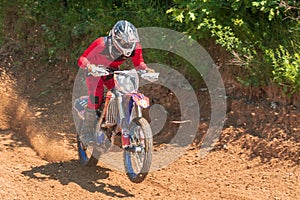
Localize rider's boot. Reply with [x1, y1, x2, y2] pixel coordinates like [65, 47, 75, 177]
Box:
[80, 108, 97, 146]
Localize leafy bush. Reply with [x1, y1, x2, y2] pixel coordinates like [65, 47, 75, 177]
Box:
[11, 0, 173, 64]
[2, 0, 299, 94]
[167, 0, 300, 93]
[265, 46, 300, 93]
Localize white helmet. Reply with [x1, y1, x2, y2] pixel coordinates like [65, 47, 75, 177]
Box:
[109, 20, 139, 59]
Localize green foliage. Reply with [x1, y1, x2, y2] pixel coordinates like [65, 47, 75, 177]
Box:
[167, 0, 300, 93]
[1, 0, 172, 64]
[20, 0, 115, 61]
[198, 18, 241, 51]
[265, 46, 300, 93]
[1, 0, 299, 95]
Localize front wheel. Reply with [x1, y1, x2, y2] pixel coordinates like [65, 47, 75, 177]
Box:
[124, 117, 153, 183]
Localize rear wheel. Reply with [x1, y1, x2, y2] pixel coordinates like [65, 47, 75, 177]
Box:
[77, 119, 105, 167]
[73, 98, 103, 167]
[77, 136, 101, 166]
[123, 117, 153, 183]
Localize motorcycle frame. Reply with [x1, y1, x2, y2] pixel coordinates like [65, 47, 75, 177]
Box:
[97, 90, 144, 132]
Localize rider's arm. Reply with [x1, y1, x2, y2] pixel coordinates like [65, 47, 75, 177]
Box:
[77, 37, 105, 69]
[78, 57, 90, 69]
[132, 42, 155, 73]
[132, 42, 147, 70]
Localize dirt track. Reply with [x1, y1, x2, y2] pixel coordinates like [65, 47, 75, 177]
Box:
[0, 42, 299, 199]
[1, 129, 299, 200]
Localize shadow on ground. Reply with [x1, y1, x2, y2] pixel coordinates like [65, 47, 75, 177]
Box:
[22, 160, 134, 198]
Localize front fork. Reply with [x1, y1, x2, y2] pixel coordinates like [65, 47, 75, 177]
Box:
[115, 94, 129, 148]
[115, 93, 142, 148]
[116, 96, 128, 129]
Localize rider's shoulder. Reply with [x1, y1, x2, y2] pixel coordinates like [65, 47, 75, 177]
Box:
[92, 37, 106, 48]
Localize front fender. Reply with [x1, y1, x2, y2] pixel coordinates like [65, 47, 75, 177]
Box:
[132, 93, 150, 108]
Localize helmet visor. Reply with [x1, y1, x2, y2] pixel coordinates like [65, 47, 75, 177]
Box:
[115, 38, 134, 49]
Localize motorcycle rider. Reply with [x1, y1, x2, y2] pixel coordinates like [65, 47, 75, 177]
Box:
[77, 20, 154, 147]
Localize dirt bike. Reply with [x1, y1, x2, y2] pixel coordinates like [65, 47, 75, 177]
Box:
[73, 65, 159, 183]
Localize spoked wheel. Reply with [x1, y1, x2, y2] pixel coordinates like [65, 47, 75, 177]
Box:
[124, 117, 153, 183]
[73, 98, 105, 167]
[77, 120, 105, 167]
[77, 136, 101, 166]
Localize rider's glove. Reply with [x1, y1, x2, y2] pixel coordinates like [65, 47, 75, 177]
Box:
[86, 64, 109, 77]
[137, 67, 155, 75]
[136, 62, 155, 73]
[86, 64, 95, 73]
[146, 67, 155, 73]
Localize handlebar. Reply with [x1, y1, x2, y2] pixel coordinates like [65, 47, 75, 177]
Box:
[87, 64, 159, 82]
[87, 64, 112, 77]
[140, 72, 159, 82]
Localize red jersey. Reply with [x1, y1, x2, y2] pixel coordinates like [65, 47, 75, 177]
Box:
[77, 37, 147, 70]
